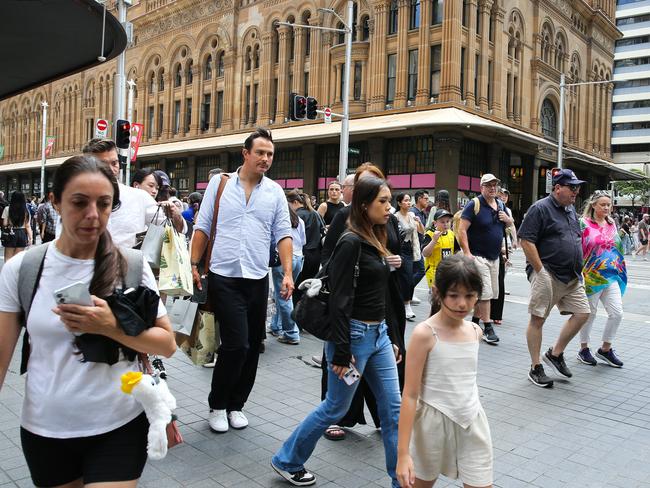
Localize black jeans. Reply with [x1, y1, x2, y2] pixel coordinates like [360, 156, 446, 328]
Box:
[208, 273, 269, 411]
[490, 254, 506, 321]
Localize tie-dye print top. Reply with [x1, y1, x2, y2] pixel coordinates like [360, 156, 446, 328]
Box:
[580, 218, 627, 296]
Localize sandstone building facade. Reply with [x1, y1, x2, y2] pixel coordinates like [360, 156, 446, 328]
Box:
[0, 0, 625, 217]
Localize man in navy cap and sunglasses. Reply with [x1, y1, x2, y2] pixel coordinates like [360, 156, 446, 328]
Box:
[518, 169, 592, 388]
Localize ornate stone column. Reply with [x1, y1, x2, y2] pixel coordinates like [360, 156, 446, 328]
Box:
[259, 32, 273, 124]
[369, 1, 389, 111]
[394, 0, 410, 108]
[307, 16, 321, 100]
[163, 73, 173, 138]
[585, 76, 594, 150]
[478, 0, 492, 111]
[190, 64, 201, 136]
[440, 0, 462, 102]
[492, 7, 505, 116]
[415, 0, 432, 106]
[222, 52, 235, 130]
[209, 59, 218, 131]
[604, 84, 613, 157]
[294, 27, 306, 94]
[465, 0, 478, 106]
[276, 26, 290, 122]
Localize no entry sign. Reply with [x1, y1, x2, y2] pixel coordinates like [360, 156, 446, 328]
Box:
[95, 119, 108, 138]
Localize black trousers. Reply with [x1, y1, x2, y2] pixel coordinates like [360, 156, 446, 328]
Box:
[490, 254, 506, 321]
[292, 247, 321, 307]
[208, 273, 269, 411]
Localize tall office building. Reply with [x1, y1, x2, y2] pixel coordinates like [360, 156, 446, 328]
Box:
[612, 0, 650, 173]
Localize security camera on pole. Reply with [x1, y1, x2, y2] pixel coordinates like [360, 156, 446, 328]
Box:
[279, 0, 353, 183]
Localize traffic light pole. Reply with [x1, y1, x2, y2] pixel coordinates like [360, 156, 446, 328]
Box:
[125, 79, 135, 184]
[114, 0, 127, 183]
[39, 101, 48, 199]
[338, 0, 353, 183]
[557, 74, 613, 170]
[279, 0, 353, 183]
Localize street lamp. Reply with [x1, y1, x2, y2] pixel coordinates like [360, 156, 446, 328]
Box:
[279, 0, 353, 183]
[557, 72, 614, 169]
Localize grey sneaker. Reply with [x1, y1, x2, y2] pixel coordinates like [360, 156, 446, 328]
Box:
[528, 364, 554, 388]
[543, 348, 572, 378]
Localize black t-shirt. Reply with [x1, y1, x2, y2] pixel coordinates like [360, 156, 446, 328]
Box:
[328, 234, 390, 365]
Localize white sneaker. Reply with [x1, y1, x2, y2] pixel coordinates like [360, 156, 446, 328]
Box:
[228, 410, 249, 429]
[405, 304, 416, 319]
[411, 295, 421, 305]
[208, 409, 228, 433]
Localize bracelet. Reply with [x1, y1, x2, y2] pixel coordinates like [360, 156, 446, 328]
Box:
[191, 262, 200, 267]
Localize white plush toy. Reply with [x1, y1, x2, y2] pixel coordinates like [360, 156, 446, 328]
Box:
[121, 371, 177, 460]
[298, 278, 324, 297]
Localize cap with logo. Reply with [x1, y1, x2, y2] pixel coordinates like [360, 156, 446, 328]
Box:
[154, 170, 172, 187]
[480, 173, 500, 185]
[552, 169, 585, 186]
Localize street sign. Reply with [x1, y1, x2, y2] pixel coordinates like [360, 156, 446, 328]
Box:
[95, 119, 108, 138]
[349, 147, 360, 156]
[324, 107, 332, 124]
[545, 169, 552, 194]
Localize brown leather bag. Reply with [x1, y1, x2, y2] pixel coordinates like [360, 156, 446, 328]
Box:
[198, 174, 230, 312]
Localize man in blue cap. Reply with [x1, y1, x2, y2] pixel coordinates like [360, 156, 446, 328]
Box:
[518, 169, 591, 388]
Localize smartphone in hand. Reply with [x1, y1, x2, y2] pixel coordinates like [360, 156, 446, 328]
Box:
[53, 282, 93, 307]
[342, 363, 361, 386]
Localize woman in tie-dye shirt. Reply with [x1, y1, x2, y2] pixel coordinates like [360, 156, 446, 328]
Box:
[578, 191, 626, 368]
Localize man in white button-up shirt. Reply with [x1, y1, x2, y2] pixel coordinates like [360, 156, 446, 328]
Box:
[191, 128, 293, 433]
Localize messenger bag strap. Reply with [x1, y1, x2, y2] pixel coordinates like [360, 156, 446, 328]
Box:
[204, 174, 230, 276]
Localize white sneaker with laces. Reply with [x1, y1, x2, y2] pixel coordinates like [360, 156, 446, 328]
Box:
[405, 303, 416, 319]
[208, 409, 228, 433]
[228, 410, 249, 429]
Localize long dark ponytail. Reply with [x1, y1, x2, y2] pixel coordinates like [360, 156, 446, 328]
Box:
[8, 191, 27, 227]
[53, 155, 125, 297]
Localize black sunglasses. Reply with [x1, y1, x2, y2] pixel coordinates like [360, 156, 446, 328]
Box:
[562, 184, 580, 192]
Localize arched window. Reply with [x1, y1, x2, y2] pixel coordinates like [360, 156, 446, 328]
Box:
[541, 23, 553, 64]
[287, 16, 295, 61]
[245, 46, 252, 71]
[149, 72, 155, 92]
[186, 60, 193, 84]
[174, 64, 182, 87]
[253, 45, 260, 69]
[540, 98, 557, 140]
[555, 35, 565, 72]
[216, 52, 225, 77]
[158, 69, 165, 91]
[409, 0, 421, 30]
[388, 0, 398, 34]
[337, 22, 345, 45]
[272, 21, 280, 64]
[302, 12, 311, 56]
[204, 55, 213, 80]
[361, 15, 370, 41]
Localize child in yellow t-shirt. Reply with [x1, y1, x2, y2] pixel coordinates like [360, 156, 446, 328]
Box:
[422, 209, 457, 290]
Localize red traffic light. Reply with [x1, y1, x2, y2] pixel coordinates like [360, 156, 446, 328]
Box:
[115, 119, 131, 149]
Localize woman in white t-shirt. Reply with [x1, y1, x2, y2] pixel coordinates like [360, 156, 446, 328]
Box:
[0, 155, 176, 488]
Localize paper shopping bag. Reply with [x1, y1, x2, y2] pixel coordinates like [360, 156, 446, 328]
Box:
[141, 222, 166, 268]
[168, 298, 198, 336]
[159, 224, 194, 297]
[177, 310, 220, 366]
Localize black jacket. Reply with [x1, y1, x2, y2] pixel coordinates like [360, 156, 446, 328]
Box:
[297, 207, 324, 251]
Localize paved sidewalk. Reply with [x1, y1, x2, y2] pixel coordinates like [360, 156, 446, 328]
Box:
[1, 275, 650, 487]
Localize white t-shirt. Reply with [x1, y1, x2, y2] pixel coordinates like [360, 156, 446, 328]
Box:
[108, 183, 159, 248]
[0, 244, 167, 438]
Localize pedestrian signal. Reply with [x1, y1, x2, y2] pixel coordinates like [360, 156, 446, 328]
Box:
[115, 120, 131, 149]
[306, 97, 318, 120]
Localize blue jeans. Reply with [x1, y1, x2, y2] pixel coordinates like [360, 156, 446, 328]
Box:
[270, 255, 303, 341]
[413, 256, 425, 290]
[272, 320, 401, 487]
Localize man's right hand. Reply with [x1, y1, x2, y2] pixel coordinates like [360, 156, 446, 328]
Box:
[192, 266, 202, 290]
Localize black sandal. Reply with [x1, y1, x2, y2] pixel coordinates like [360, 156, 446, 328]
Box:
[324, 425, 346, 441]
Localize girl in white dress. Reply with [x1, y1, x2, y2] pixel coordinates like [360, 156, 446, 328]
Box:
[397, 255, 493, 488]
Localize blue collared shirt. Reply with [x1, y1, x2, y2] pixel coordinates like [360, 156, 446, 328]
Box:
[194, 169, 292, 279]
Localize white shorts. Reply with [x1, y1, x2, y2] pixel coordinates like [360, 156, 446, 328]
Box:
[410, 402, 493, 487]
[474, 256, 500, 300]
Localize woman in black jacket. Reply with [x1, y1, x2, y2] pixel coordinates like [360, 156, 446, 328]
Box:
[318, 163, 406, 439]
[272, 176, 402, 488]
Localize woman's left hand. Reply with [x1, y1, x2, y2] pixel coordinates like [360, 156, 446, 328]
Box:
[393, 344, 403, 364]
[53, 296, 118, 337]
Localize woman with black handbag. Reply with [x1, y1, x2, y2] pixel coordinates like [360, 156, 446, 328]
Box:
[272, 176, 402, 487]
[0, 156, 176, 488]
[1, 191, 32, 261]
